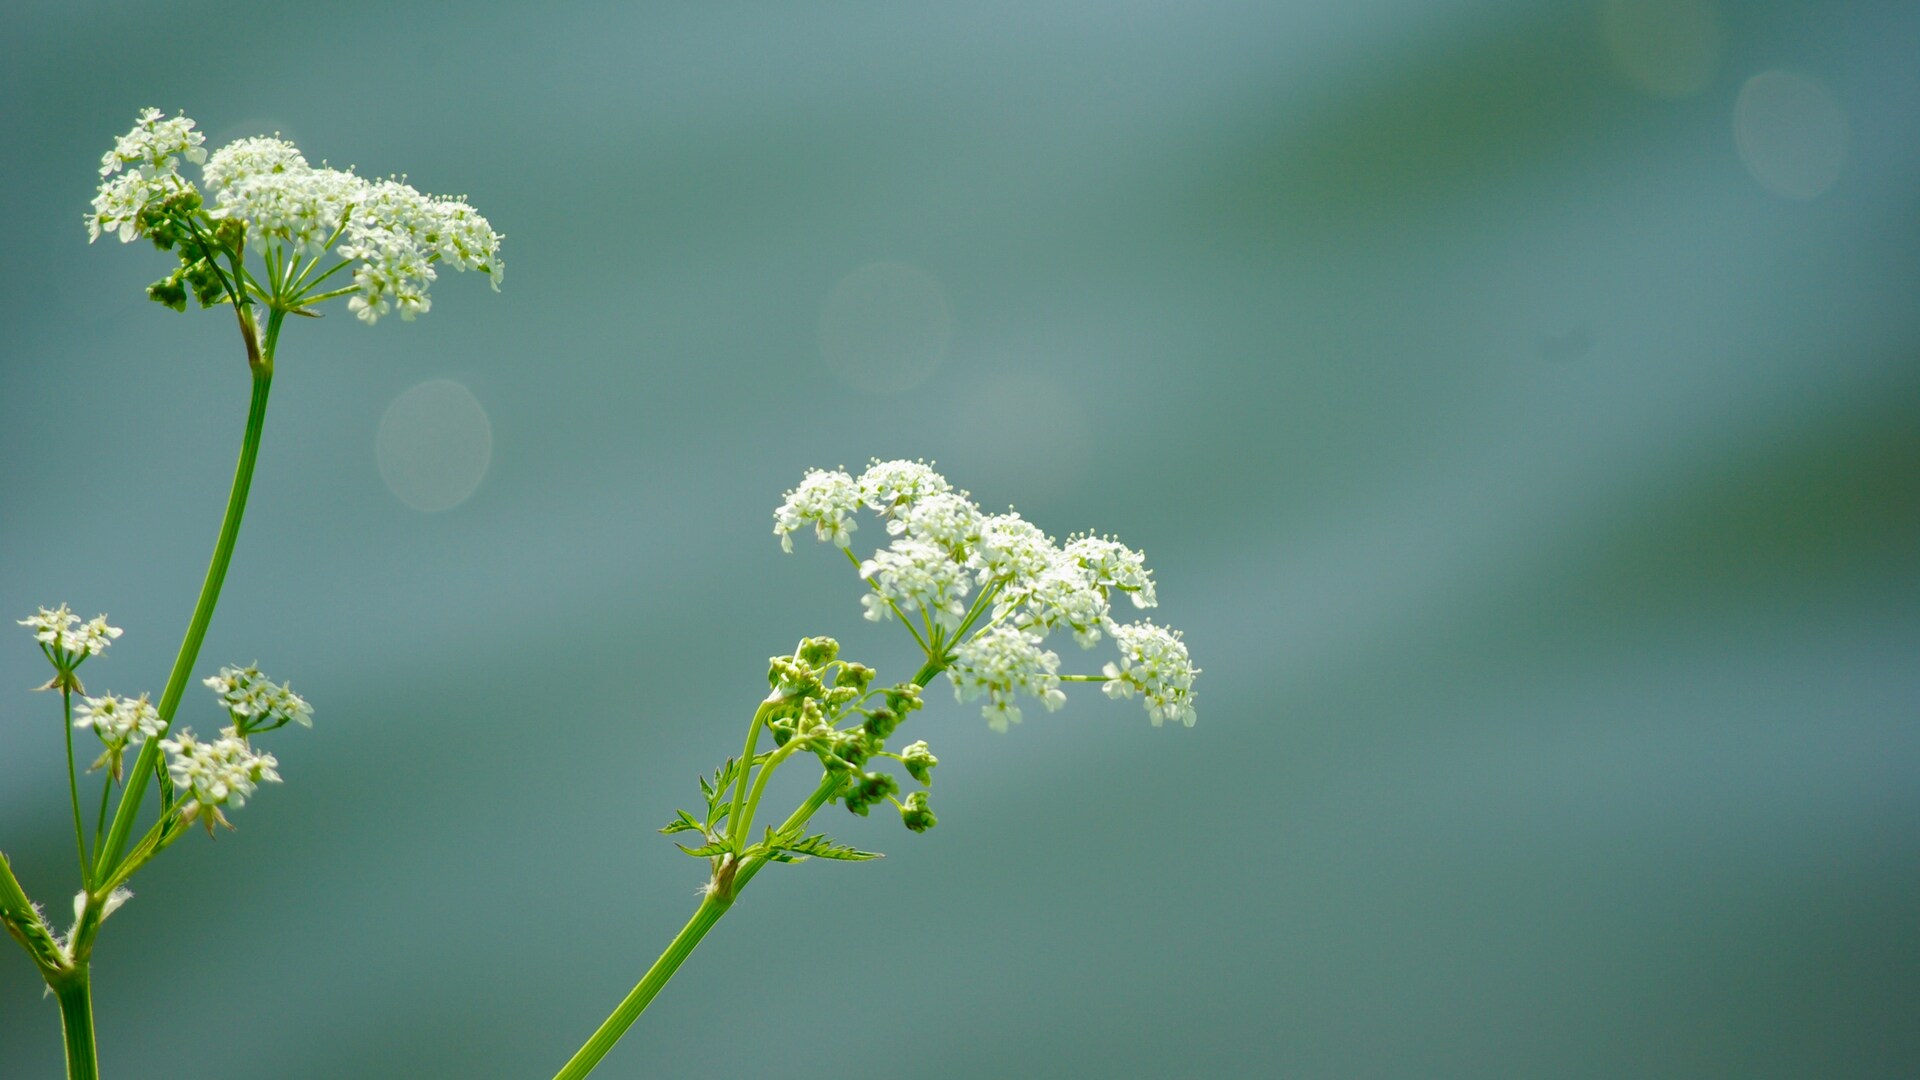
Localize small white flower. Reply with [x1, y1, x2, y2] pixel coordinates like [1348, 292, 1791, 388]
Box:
[204, 664, 313, 731]
[74, 692, 163, 746]
[856, 459, 951, 514]
[160, 726, 281, 826]
[1016, 558, 1110, 647]
[86, 108, 204, 244]
[972, 513, 1056, 590]
[66, 615, 124, 659]
[337, 176, 504, 323]
[1064, 534, 1158, 609]
[1101, 621, 1198, 727]
[893, 491, 982, 554]
[773, 468, 861, 552]
[19, 605, 79, 646]
[949, 625, 1066, 732]
[205, 139, 361, 257]
[859, 538, 972, 630]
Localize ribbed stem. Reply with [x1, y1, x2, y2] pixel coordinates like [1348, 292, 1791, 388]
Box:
[54, 970, 98, 1080]
[549, 896, 732, 1080]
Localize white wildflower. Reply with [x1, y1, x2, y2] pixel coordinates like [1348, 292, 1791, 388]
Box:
[893, 491, 982, 554]
[1017, 558, 1110, 647]
[859, 538, 972, 630]
[86, 108, 204, 243]
[204, 138, 361, 256]
[337, 176, 504, 324]
[972, 513, 1056, 589]
[949, 626, 1066, 732]
[1101, 621, 1198, 727]
[74, 693, 164, 772]
[204, 664, 313, 731]
[20, 605, 121, 659]
[856, 459, 951, 513]
[160, 727, 281, 828]
[19, 605, 79, 647]
[1064, 534, 1158, 609]
[773, 468, 861, 552]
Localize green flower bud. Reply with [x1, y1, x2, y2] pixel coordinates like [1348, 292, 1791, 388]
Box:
[900, 790, 937, 833]
[829, 730, 870, 768]
[883, 682, 924, 717]
[797, 636, 839, 667]
[861, 706, 899, 741]
[900, 740, 938, 785]
[183, 259, 225, 307]
[843, 770, 898, 816]
[834, 662, 876, 692]
[212, 216, 245, 255]
[146, 270, 188, 312]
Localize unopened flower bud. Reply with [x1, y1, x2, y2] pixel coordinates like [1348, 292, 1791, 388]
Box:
[861, 706, 899, 740]
[833, 662, 875, 692]
[900, 790, 937, 833]
[147, 271, 188, 312]
[797, 636, 839, 667]
[900, 740, 938, 785]
[843, 770, 898, 816]
[883, 682, 924, 716]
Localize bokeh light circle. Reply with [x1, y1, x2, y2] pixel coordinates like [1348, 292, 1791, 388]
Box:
[1734, 70, 1849, 200]
[375, 379, 493, 512]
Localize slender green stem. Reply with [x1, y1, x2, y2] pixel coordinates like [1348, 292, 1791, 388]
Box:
[725, 699, 779, 849]
[53, 970, 98, 1080]
[94, 361, 273, 882]
[91, 769, 112, 862]
[549, 895, 733, 1080]
[60, 689, 90, 887]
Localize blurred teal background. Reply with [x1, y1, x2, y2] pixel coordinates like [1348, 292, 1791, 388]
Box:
[4, 1, 1918, 1076]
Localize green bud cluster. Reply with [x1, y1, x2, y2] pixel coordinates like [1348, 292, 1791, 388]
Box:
[666, 637, 942, 879]
[138, 190, 245, 314]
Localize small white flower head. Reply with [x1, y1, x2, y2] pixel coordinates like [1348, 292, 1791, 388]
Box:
[856, 459, 952, 514]
[773, 468, 861, 552]
[860, 538, 973, 631]
[19, 605, 79, 647]
[74, 693, 164, 777]
[337, 176, 505, 323]
[893, 490, 983, 554]
[204, 137, 360, 257]
[19, 605, 122, 661]
[1017, 558, 1110, 648]
[160, 726, 281, 830]
[1064, 534, 1158, 609]
[949, 625, 1066, 732]
[971, 513, 1057, 589]
[204, 664, 313, 732]
[1101, 621, 1199, 727]
[87, 108, 205, 243]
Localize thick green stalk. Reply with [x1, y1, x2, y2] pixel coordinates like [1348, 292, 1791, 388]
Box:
[549, 895, 733, 1080]
[53, 971, 98, 1080]
[94, 337, 273, 882]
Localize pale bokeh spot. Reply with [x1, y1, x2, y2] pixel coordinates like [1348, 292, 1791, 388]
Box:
[1600, 0, 1721, 99]
[1734, 71, 1849, 200]
[819, 261, 952, 395]
[376, 379, 493, 512]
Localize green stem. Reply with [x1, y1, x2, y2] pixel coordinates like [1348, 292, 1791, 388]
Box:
[61, 689, 89, 887]
[549, 895, 733, 1080]
[725, 700, 776, 849]
[94, 352, 273, 883]
[53, 970, 98, 1080]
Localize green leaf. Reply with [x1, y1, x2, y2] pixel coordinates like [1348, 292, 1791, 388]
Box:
[675, 840, 731, 858]
[776, 833, 882, 862]
[659, 809, 703, 836]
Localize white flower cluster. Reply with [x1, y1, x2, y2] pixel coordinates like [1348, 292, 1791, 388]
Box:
[774, 459, 1197, 728]
[1102, 622, 1199, 727]
[158, 727, 281, 828]
[18, 605, 122, 661]
[74, 693, 164, 776]
[88, 109, 504, 323]
[949, 626, 1066, 732]
[86, 108, 205, 243]
[204, 664, 313, 732]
